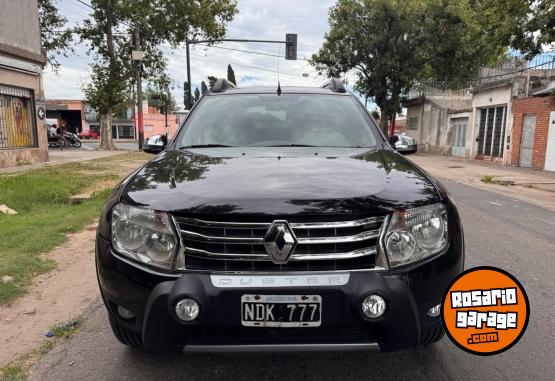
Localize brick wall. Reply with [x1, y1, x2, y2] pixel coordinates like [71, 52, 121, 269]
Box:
[511, 95, 555, 170]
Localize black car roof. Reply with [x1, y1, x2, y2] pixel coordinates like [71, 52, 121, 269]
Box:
[207, 86, 351, 96]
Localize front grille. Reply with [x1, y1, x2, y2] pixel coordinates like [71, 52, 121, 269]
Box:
[173, 215, 387, 272]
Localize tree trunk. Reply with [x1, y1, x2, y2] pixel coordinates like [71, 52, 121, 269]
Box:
[98, 109, 116, 150]
[379, 112, 389, 136]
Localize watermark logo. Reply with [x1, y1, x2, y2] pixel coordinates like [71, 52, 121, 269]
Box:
[441, 266, 529, 355]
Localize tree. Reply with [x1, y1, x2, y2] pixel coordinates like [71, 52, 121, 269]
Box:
[38, 0, 74, 71]
[201, 81, 208, 95]
[207, 76, 218, 89]
[194, 87, 201, 103]
[312, 0, 507, 135]
[471, 0, 555, 58]
[227, 64, 237, 85]
[80, 0, 238, 150]
[183, 81, 192, 109]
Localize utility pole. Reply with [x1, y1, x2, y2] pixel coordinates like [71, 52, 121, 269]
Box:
[133, 27, 144, 149]
[186, 40, 192, 110]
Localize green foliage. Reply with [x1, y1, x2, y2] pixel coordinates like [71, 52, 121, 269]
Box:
[80, 0, 238, 130]
[471, 0, 555, 58]
[201, 81, 208, 95]
[312, 0, 508, 133]
[227, 64, 237, 85]
[194, 87, 201, 103]
[38, 0, 74, 71]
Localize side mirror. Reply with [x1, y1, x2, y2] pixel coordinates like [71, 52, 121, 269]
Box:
[143, 134, 167, 154]
[390, 135, 399, 145]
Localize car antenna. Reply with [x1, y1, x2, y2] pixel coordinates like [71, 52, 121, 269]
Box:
[277, 45, 282, 96]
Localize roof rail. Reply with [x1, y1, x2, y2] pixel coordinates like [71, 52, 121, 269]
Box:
[321, 78, 346, 93]
[211, 78, 236, 93]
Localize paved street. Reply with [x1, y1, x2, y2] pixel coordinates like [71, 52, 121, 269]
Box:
[29, 179, 555, 381]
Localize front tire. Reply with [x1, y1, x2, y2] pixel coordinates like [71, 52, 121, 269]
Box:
[109, 316, 144, 348]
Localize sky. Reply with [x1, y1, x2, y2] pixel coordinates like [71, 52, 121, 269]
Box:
[42, 0, 355, 110]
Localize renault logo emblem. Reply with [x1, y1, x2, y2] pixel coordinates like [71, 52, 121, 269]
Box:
[263, 220, 298, 264]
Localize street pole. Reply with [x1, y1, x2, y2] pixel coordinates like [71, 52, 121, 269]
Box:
[186, 40, 192, 110]
[134, 27, 144, 150]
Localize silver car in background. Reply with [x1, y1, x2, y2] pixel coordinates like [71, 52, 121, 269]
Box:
[395, 134, 417, 154]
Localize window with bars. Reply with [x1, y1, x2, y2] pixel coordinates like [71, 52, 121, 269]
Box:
[0, 85, 38, 150]
[476, 106, 507, 158]
[407, 117, 418, 130]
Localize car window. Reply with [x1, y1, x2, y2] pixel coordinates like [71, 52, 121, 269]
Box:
[179, 94, 380, 147]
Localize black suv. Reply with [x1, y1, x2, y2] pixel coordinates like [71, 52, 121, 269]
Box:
[96, 79, 464, 353]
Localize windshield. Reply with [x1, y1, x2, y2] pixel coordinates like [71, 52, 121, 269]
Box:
[178, 94, 380, 148]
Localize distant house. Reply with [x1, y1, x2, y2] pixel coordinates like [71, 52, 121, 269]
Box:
[45, 99, 181, 140]
[0, 0, 47, 168]
[404, 55, 555, 168]
[403, 90, 472, 156]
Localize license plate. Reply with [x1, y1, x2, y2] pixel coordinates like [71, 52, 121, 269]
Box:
[241, 294, 322, 327]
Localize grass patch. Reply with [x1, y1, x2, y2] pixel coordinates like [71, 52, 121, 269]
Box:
[481, 175, 496, 183]
[480, 175, 514, 186]
[0, 320, 82, 381]
[49, 319, 82, 339]
[0, 362, 26, 381]
[0, 153, 148, 305]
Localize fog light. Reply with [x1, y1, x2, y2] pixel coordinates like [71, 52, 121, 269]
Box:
[361, 294, 386, 319]
[175, 298, 200, 321]
[427, 304, 441, 317]
[117, 306, 135, 319]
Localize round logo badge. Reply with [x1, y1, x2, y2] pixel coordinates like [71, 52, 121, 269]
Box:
[441, 266, 529, 356]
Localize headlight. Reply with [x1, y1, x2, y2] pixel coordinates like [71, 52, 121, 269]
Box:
[384, 203, 448, 267]
[111, 203, 179, 270]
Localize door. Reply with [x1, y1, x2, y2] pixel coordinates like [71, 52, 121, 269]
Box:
[519, 114, 536, 168]
[545, 111, 555, 171]
[451, 118, 468, 157]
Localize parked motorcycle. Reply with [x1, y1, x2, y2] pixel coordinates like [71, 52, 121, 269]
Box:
[63, 131, 82, 148]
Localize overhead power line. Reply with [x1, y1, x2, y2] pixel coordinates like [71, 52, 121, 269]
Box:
[189, 51, 314, 79]
[72, 0, 132, 28]
[197, 44, 310, 61]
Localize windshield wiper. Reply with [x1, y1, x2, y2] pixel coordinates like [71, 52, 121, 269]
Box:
[179, 144, 235, 149]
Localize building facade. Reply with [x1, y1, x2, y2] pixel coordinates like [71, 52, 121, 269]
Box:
[404, 56, 555, 168]
[45, 99, 180, 140]
[404, 95, 472, 156]
[0, 0, 47, 168]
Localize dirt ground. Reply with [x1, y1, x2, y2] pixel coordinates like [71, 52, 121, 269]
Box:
[0, 225, 99, 367]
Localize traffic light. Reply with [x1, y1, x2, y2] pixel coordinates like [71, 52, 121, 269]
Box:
[285, 33, 297, 60]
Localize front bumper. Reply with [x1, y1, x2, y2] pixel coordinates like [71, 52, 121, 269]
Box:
[96, 232, 463, 353]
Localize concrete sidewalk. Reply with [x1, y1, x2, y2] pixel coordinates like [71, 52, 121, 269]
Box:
[0, 149, 133, 174]
[410, 154, 555, 211]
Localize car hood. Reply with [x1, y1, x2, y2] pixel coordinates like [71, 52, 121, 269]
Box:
[121, 147, 439, 216]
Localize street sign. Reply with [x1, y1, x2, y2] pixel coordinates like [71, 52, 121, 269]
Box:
[285, 34, 297, 60]
[37, 106, 45, 120]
